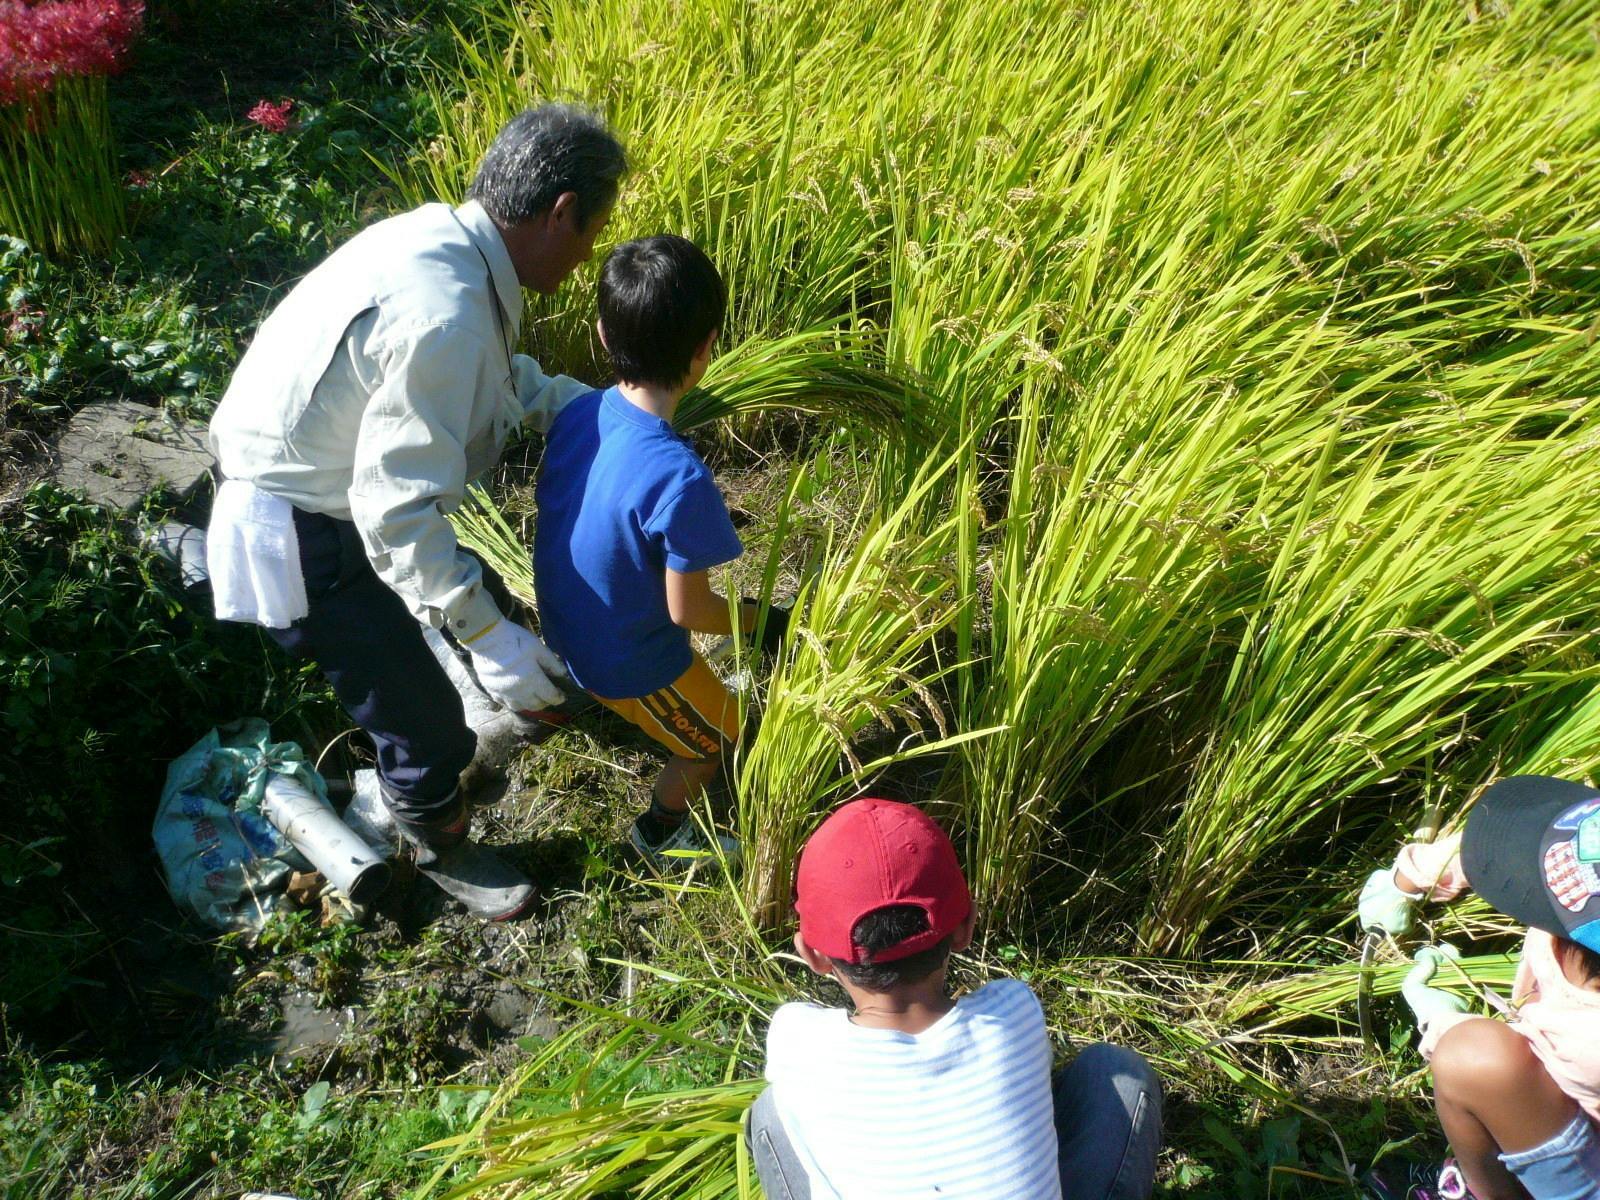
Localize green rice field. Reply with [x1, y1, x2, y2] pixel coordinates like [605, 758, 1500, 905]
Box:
[5, 0, 1600, 1195]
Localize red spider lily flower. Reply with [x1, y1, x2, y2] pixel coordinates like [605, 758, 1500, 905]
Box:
[0, 1, 146, 109]
[245, 98, 293, 134]
[3, 300, 46, 342]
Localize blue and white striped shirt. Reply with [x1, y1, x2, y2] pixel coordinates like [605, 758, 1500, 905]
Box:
[764, 978, 1061, 1199]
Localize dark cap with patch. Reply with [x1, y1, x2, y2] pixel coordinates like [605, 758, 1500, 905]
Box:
[1461, 775, 1600, 953]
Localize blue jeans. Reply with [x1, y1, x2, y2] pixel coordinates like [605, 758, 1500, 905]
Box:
[748, 1042, 1163, 1199]
[1500, 1113, 1600, 1200]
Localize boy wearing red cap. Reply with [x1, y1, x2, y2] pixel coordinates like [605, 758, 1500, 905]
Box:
[751, 797, 1163, 1200]
[1357, 776, 1600, 1200]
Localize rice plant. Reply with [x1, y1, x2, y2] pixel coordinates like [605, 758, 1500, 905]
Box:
[452, 483, 537, 605]
[678, 327, 936, 450]
[732, 451, 992, 925]
[1227, 952, 1521, 1036]
[410, 0, 1600, 1186]
[412, 999, 760, 1200]
[1147, 425, 1600, 956]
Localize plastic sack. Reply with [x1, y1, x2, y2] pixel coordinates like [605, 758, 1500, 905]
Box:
[153, 718, 327, 931]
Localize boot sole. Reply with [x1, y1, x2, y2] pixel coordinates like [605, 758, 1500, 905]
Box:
[488, 888, 537, 922]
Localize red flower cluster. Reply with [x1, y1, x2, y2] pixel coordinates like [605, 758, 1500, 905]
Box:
[3, 299, 46, 342]
[245, 97, 293, 134]
[0, 0, 145, 108]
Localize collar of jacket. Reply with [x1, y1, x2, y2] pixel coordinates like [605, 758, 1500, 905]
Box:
[453, 199, 523, 343]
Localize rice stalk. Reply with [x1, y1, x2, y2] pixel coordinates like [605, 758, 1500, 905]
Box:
[450, 484, 537, 607]
[413, 1000, 759, 1200]
[733, 450, 988, 925]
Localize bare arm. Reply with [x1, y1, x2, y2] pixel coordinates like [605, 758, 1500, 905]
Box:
[665, 568, 758, 636]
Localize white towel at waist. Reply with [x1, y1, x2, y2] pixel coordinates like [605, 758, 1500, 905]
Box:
[206, 479, 309, 629]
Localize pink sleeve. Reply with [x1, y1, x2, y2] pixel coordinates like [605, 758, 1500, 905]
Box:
[1394, 832, 1468, 901]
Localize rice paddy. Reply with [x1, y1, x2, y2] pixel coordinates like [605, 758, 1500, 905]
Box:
[414, 0, 1600, 1192]
[243, 0, 1600, 1193]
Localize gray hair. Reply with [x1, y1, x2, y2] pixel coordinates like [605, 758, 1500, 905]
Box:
[468, 103, 628, 227]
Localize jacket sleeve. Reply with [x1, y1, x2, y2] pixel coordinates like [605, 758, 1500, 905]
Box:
[513, 353, 591, 434]
[349, 324, 505, 639]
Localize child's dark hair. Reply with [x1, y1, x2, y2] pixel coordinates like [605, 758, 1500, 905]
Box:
[830, 904, 954, 992]
[598, 235, 726, 388]
[1557, 936, 1600, 987]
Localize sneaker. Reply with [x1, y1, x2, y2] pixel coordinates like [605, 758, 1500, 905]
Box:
[628, 814, 740, 872]
[1363, 1157, 1477, 1200]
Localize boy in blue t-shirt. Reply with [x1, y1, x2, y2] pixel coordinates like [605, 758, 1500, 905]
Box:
[533, 234, 781, 865]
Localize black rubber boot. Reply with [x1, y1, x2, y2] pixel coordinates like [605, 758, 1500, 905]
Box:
[387, 792, 470, 864]
[414, 842, 536, 922]
[386, 789, 535, 921]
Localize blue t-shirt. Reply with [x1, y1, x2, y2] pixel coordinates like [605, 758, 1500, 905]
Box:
[533, 387, 743, 699]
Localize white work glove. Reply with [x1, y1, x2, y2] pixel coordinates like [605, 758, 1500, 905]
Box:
[463, 619, 568, 711]
[1401, 945, 1468, 1036]
[1358, 867, 1423, 936]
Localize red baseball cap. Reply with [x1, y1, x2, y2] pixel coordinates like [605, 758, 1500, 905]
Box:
[794, 798, 973, 964]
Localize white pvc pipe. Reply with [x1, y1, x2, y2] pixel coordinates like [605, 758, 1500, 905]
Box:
[261, 775, 390, 905]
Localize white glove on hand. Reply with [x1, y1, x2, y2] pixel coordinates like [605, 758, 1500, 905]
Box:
[464, 619, 568, 711]
[1401, 945, 1468, 1036]
[1358, 867, 1423, 936]
[1403, 832, 1464, 892]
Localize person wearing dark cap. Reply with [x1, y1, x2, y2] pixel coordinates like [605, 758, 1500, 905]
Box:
[749, 797, 1163, 1200]
[1358, 776, 1600, 1200]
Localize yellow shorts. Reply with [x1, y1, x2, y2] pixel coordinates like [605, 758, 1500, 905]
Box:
[592, 652, 739, 762]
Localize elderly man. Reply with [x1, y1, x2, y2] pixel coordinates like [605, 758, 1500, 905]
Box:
[207, 104, 626, 921]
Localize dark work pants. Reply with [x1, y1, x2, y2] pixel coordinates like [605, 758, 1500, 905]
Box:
[267, 508, 514, 822]
[748, 1042, 1163, 1200]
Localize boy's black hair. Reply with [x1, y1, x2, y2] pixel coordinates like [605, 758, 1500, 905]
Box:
[829, 904, 954, 993]
[598, 235, 726, 389]
[1559, 936, 1600, 986]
